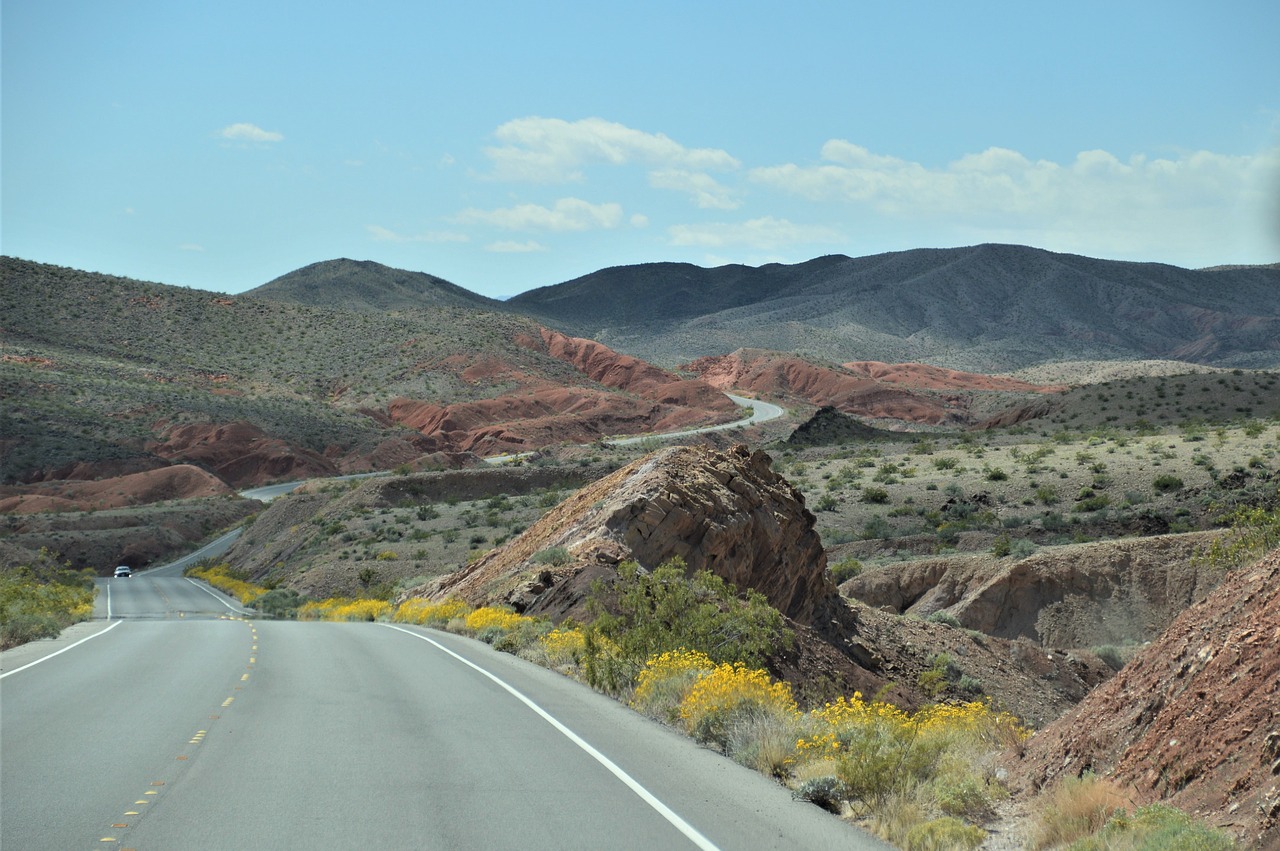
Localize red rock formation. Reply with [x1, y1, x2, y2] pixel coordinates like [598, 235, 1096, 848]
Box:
[1010, 548, 1280, 847]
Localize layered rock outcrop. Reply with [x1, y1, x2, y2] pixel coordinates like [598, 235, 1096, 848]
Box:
[411, 444, 838, 626]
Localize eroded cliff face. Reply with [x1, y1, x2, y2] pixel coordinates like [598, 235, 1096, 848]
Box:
[406, 444, 838, 627]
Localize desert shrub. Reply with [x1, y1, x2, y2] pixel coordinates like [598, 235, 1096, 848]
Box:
[1032, 773, 1128, 850]
[1010, 538, 1038, 558]
[793, 775, 849, 814]
[991, 535, 1012, 557]
[862, 487, 891, 504]
[984, 466, 1008, 481]
[1152, 474, 1185, 493]
[1197, 493, 1280, 570]
[904, 816, 986, 850]
[253, 588, 305, 618]
[535, 626, 587, 670]
[1035, 485, 1061, 505]
[814, 494, 839, 512]
[581, 558, 792, 693]
[829, 557, 864, 584]
[927, 610, 962, 628]
[1069, 802, 1235, 850]
[532, 545, 571, 566]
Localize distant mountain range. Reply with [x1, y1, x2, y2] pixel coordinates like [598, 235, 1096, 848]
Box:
[234, 245, 1279, 372]
[508, 244, 1280, 370]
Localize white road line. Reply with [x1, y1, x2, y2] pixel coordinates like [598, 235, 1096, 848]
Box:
[0, 620, 123, 680]
[106, 581, 112, 620]
[382, 624, 721, 851]
[185, 578, 250, 613]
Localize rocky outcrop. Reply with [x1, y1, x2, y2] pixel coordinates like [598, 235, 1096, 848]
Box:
[845, 532, 1227, 648]
[1010, 548, 1280, 848]
[785, 406, 903, 447]
[410, 444, 838, 626]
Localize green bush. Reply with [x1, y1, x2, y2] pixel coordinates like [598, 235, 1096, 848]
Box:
[862, 487, 891, 504]
[532, 545, 571, 566]
[582, 558, 793, 694]
[1152, 474, 1184, 494]
[829, 557, 864, 584]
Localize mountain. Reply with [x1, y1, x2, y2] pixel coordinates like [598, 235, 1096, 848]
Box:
[247, 258, 502, 312]
[508, 244, 1280, 371]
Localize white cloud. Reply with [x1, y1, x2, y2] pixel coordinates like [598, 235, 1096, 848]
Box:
[366, 225, 469, 243]
[630, 213, 650, 228]
[667, 216, 843, 250]
[484, 117, 740, 182]
[648, 169, 741, 209]
[178, 243, 205, 252]
[218, 122, 283, 143]
[454, 197, 624, 231]
[749, 141, 1280, 263]
[486, 240, 548, 253]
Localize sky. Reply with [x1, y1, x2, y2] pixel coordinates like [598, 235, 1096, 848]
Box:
[3, 1, 1279, 299]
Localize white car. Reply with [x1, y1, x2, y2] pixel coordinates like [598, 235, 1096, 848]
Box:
[113, 566, 132, 578]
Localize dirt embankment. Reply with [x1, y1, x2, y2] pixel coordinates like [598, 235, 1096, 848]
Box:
[1008, 548, 1280, 848]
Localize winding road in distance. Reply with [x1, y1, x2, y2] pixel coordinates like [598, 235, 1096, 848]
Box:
[1, 576, 888, 850]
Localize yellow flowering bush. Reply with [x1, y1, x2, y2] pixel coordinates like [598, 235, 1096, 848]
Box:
[298, 597, 390, 621]
[631, 649, 717, 721]
[464, 606, 532, 633]
[186, 563, 268, 605]
[392, 597, 472, 627]
[539, 627, 587, 667]
[678, 661, 799, 749]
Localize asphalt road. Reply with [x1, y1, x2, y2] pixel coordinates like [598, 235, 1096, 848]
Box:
[3, 575, 889, 850]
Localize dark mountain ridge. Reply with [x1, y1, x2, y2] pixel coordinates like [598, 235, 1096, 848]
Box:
[508, 243, 1280, 371]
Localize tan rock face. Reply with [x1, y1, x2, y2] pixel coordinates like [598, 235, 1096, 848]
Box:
[413, 444, 838, 627]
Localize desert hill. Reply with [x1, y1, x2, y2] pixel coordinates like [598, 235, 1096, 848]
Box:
[247, 258, 501, 312]
[509, 244, 1280, 371]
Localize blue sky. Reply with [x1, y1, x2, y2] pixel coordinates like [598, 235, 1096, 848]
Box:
[4, 1, 1278, 298]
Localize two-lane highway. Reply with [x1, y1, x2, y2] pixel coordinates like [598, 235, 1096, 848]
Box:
[3, 578, 889, 850]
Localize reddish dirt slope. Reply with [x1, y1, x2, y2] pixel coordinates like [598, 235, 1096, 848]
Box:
[0, 465, 234, 513]
[688, 350, 1064, 426]
[147, 421, 339, 488]
[841, 360, 1065, 393]
[1010, 548, 1280, 848]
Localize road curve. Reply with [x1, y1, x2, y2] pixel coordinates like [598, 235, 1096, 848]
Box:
[2, 613, 889, 850]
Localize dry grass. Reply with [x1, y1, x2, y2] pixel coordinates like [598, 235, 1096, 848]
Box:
[1031, 773, 1131, 849]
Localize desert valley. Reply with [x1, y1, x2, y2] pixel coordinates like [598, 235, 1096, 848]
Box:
[3, 245, 1279, 850]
